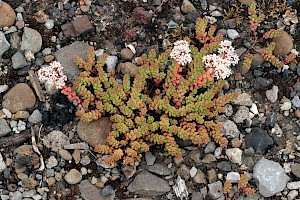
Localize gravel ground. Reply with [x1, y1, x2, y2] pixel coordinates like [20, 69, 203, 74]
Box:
[0, 0, 300, 199]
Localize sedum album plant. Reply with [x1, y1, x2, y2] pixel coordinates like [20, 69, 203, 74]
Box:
[64, 18, 238, 166]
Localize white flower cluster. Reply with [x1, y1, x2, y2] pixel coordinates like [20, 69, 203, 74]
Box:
[202, 40, 239, 80]
[37, 61, 67, 89]
[170, 40, 192, 66]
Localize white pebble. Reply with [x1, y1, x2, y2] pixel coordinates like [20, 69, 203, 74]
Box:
[227, 29, 239, 40]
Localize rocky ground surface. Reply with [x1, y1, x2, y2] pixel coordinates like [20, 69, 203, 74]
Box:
[0, 0, 300, 199]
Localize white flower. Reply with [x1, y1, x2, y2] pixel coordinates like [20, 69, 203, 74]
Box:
[37, 61, 67, 89]
[202, 40, 239, 80]
[170, 40, 192, 66]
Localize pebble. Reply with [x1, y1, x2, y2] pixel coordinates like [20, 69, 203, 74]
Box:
[145, 152, 156, 166]
[193, 169, 206, 184]
[120, 48, 134, 60]
[0, 1, 16, 28]
[21, 27, 43, 53]
[0, 153, 7, 172]
[227, 29, 239, 39]
[117, 62, 138, 77]
[189, 166, 197, 178]
[226, 148, 242, 165]
[80, 155, 91, 166]
[273, 31, 293, 56]
[221, 119, 240, 138]
[106, 56, 118, 73]
[208, 181, 223, 199]
[210, 10, 223, 17]
[46, 156, 58, 169]
[58, 149, 72, 161]
[266, 85, 279, 103]
[11, 51, 27, 69]
[61, 15, 94, 37]
[291, 96, 300, 108]
[64, 169, 82, 184]
[101, 185, 114, 197]
[42, 131, 70, 152]
[0, 119, 11, 137]
[181, 0, 197, 13]
[0, 31, 10, 57]
[233, 93, 253, 106]
[147, 163, 171, 176]
[226, 172, 240, 183]
[45, 19, 54, 29]
[287, 190, 298, 200]
[280, 101, 292, 111]
[233, 106, 249, 123]
[13, 111, 30, 119]
[28, 109, 42, 123]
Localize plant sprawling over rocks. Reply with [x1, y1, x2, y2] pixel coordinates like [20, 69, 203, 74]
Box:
[62, 18, 238, 166]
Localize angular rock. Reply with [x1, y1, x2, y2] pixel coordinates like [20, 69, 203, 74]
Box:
[287, 181, 300, 190]
[208, 181, 223, 199]
[0, 153, 7, 172]
[254, 77, 273, 90]
[217, 161, 232, 172]
[226, 172, 240, 183]
[266, 85, 278, 103]
[291, 163, 300, 178]
[0, 31, 10, 57]
[20, 27, 42, 53]
[226, 148, 242, 165]
[0, 1, 16, 28]
[145, 152, 156, 166]
[2, 83, 36, 113]
[64, 169, 82, 184]
[181, 0, 197, 13]
[79, 180, 115, 200]
[146, 163, 171, 176]
[193, 169, 206, 184]
[28, 109, 42, 123]
[273, 31, 293, 56]
[245, 127, 274, 154]
[233, 106, 249, 123]
[61, 15, 94, 37]
[253, 159, 290, 197]
[221, 120, 240, 138]
[0, 119, 11, 137]
[11, 51, 27, 69]
[54, 41, 92, 82]
[106, 56, 118, 73]
[233, 93, 252, 106]
[128, 171, 171, 196]
[77, 117, 112, 147]
[43, 131, 70, 152]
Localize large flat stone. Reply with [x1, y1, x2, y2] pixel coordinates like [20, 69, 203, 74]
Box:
[54, 41, 92, 82]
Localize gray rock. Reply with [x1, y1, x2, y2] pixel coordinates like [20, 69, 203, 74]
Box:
[227, 29, 239, 40]
[266, 85, 278, 103]
[253, 159, 290, 197]
[217, 161, 232, 172]
[0, 31, 10, 57]
[291, 163, 300, 178]
[177, 164, 191, 180]
[0, 195, 10, 200]
[287, 190, 298, 200]
[233, 106, 249, 123]
[245, 127, 274, 154]
[11, 191, 22, 200]
[181, 0, 197, 13]
[292, 95, 300, 108]
[208, 181, 223, 199]
[0, 153, 7, 172]
[224, 104, 233, 116]
[101, 185, 114, 197]
[43, 131, 70, 152]
[22, 189, 36, 198]
[64, 169, 82, 184]
[287, 181, 300, 190]
[0, 84, 8, 93]
[11, 51, 27, 69]
[191, 192, 204, 200]
[128, 171, 171, 196]
[233, 93, 253, 106]
[21, 27, 42, 53]
[145, 152, 156, 166]
[193, 169, 206, 184]
[46, 156, 58, 169]
[0, 119, 11, 137]
[54, 41, 92, 82]
[105, 56, 118, 73]
[59, 149, 72, 161]
[80, 155, 91, 166]
[147, 163, 171, 176]
[207, 169, 217, 183]
[210, 10, 223, 17]
[28, 109, 42, 123]
[222, 120, 240, 138]
[254, 77, 273, 90]
[204, 141, 216, 154]
[79, 180, 115, 200]
[226, 172, 240, 183]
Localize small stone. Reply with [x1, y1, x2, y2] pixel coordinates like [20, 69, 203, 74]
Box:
[273, 31, 293, 56]
[21, 178, 37, 190]
[226, 148, 242, 165]
[210, 10, 223, 17]
[238, 0, 251, 5]
[292, 96, 300, 108]
[28, 109, 42, 123]
[231, 138, 242, 148]
[21, 27, 43, 53]
[217, 161, 232, 172]
[47, 177, 56, 187]
[0, 1, 16, 28]
[0, 153, 7, 172]
[227, 29, 239, 40]
[45, 19, 54, 29]
[105, 56, 118, 73]
[33, 10, 49, 23]
[101, 185, 114, 197]
[11, 51, 27, 69]
[245, 127, 274, 154]
[287, 181, 300, 190]
[145, 152, 156, 166]
[280, 101, 292, 111]
[222, 120, 240, 138]
[181, 0, 197, 13]
[0, 31, 10, 57]
[120, 48, 134, 60]
[64, 169, 82, 184]
[233, 93, 253, 106]
[58, 149, 72, 161]
[287, 190, 298, 200]
[226, 172, 240, 183]
[295, 110, 300, 118]
[61, 15, 94, 37]
[147, 163, 171, 176]
[178, 164, 191, 180]
[2, 83, 36, 113]
[0, 119, 11, 137]
[44, 55, 54, 63]
[80, 155, 91, 166]
[193, 169, 206, 184]
[208, 181, 223, 199]
[233, 106, 249, 123]
[72, 149, 81, 164]
[0, 84, 8, 93]
[80, 5, 90, 13]
[266, 85, 279, 103]
[46, 156, 58, 169]
[117, 62, 138, 77]
[207, 169, 217, 183]
[42, 131, 70, 152]
[291, 163, 300, 178]
[122, 164, 136, 179]
[189, 166, 197, 178]
[250, 103, 259, 115]
[252, 53, 264, 66]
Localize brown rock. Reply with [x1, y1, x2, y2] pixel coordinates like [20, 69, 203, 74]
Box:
[231, 137, 242, 148]
[61, 15, 94, 37]
[117, 62, 138, 77]
[133, 7, 153, 25]
[252, 53, 264, 66]
[72, 149, 81, 164]
[80, 5, 90, 13]
[0, 1, 16, 28]
[33, 10, 49, 23]
[273, 31, 293, 56]
[120, 48, 134, 61]
[44, 55, 54, 63]
[181, 0, 197, 14]
[295, 109, 300, 118]
[238, 0, 251, 5]
[2, 83, 36, 113]
[13, 111, 30, 119]
[77, 117, 112, 147]
[21, 178, 37, 190]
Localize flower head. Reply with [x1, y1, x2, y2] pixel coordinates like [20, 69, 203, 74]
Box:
[170, 40, 192, 66]
[202, 40, 239, 79]
[37, 61, 67, 89]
